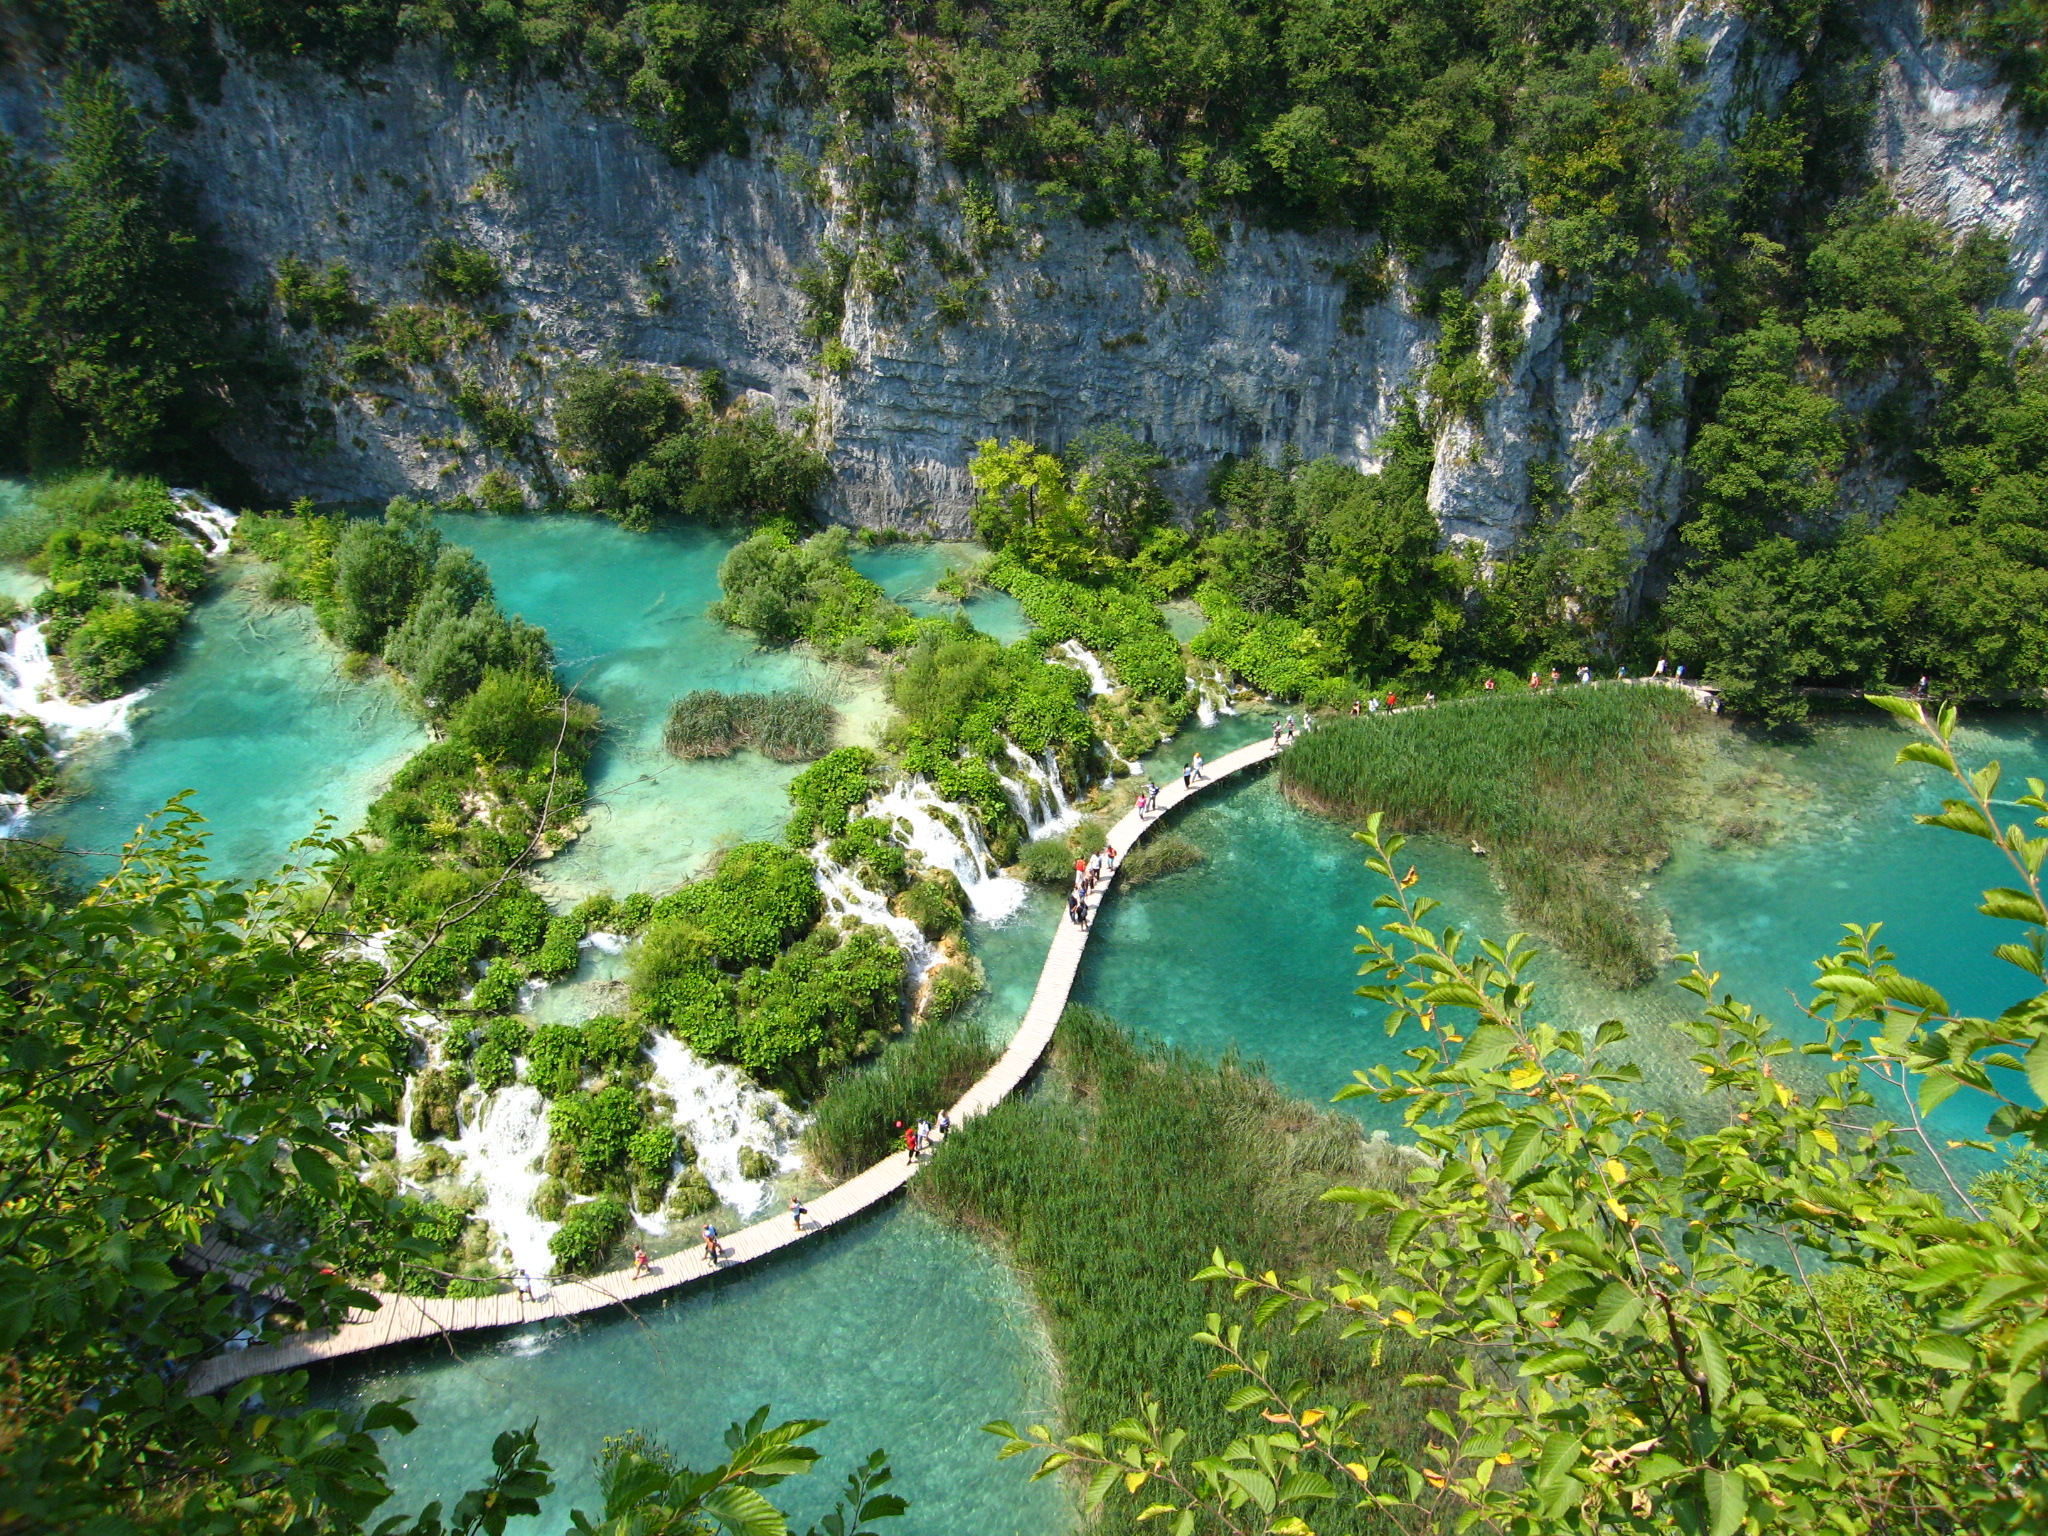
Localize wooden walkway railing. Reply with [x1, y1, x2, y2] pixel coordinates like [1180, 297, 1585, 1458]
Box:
[185, 734, 1282, 1395]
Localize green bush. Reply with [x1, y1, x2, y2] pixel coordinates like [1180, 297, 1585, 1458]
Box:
[549, 1083, 642, 1181]
[665, 1167, 719, 1220]
[1018, 837, 1079, 884]
[923, 955, 983, 1020]
[408, 1064, 467, 1141]
[785, 747, 878, 845]
[827, 817, 909, 893]
[422, 237, 503, 303]
[472, 957, 524, 1014]
[532, 914, 583, 980]
[737, 1146, 776, 1181]
[895, 875, 964, 938]
[62, 598, 185, 698]
[469, 1015, 526, 1091]
[650, 843, 821, 967]
[714, 526, 908, 652]
[524, 1022, 586, 1098]
[581, 1014, 648, 1074]
[548, 1196, 629, 1275]
[628, 1123, 676, 1182]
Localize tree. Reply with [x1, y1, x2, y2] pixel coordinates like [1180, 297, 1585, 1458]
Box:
[970, 438, 1109, 581]
[1685, 322, 1844, 556]
[995, 701, 2048, 1534]
[1663, 536, 1883, 724]
[330, 500, 442, 654]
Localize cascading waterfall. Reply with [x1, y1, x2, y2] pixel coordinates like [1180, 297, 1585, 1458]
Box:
[997, 741, 1082, 840]
[1054, 639, 1114, 695]
[443, 1083, 556, 1289]
[642, 1033, 804, 1230]
[868, 777, 1029, 922]
[814, 853, 937, 971]
[168, 489, 238, 556]
[0, 619, 149, 739]
[1188, 658, 1239, 727]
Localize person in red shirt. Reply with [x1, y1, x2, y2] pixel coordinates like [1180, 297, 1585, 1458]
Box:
[905, 1123, 920, 1163]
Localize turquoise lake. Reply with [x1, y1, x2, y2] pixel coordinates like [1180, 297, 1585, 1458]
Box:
[16, 506, 2044, 1531]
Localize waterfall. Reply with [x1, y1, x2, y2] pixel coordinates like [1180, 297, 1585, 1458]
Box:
[998, 741, 1082, 841]
[643, 1033, 804, 1230]
[1054, 639, 1114, 695]
[169, 488, 238, 556]
[443, 1083, 557, 1291]
[0, 617, 149, 741]
[869, 777, 1029, 922]
[815, 853, 937, 971]
[1187, 659, 1238, 727]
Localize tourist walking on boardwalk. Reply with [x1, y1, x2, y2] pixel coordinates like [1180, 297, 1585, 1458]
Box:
[791, 1196, 807, 1230]
[1191, 751, 1206, 780]
[1351, 698, 1361, 716]
[1143, 780, 1158, 815]
[703, 1223, 723, 1263]
[938, 1110, 951, 1138]
[1272, 717, 1284, 746]
[1066, 891, 1084, 926]
[1675, 663, 1685, 679]
[1655, 657, 1667, 677]
[916, 1118, 932, 1153]
[632, 1245, 650, 1279]
[905, 1122, 920, 1162]
[1181, 760, 1193, 790]
[1385, 691, 1396, 711]
[1425, 691, 1436, 705]
[514, 1268, 535, 1302]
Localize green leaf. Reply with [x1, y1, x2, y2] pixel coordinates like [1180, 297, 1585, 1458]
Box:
[698, 1483, 788, 1536]
[1881, 975, 1949, 1014]
[1517, 1348, 1593, 1378]
[1533, 1432, 1581, 1490]
[1919, 1070, 1965, 1115]
[2006, 1318, 2048, 1374]
[1980, 888, 2048, 925]
[1692, 1324, 1732, 1410]
[1914, 1333, 1976, 1372]
[1589, 1281, 1644, 1337]
[1497, 1121, 1546, 1182]
[2026, 1038, 2048, 1105]
[1702, 1467, 1749, 1536]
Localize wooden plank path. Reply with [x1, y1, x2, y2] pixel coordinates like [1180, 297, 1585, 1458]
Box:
[185, 733, 1283, 1396]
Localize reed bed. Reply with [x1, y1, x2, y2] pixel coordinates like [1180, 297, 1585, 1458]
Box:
[918, 1008, 1441, 1536]
[1279, 684, 1701, 986]
[1116, 830, 1204, 886]
[663, 689, 837, 762]
[801, 1015, 998, 1180]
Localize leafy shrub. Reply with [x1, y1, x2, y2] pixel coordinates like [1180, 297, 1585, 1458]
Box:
[1018, 837, 1080, 884]
[665, 1168, 719, 1220]
[62, 598, 185, 698]
[490, 886, 552, 957]
[548, 1196, 629, 1275]
[408, 1064, 467, 1141]
[628, 1124, 676, 1182]
[785, 747, 877, 844]
[923, 956, 983, 1020]
[274, 255, 366, 331]
[650, 843, 821, 966]
[472, 957, 525, 1014]
[532, 1177, 569, 1222]
[713, 527, 906, 651]
[532, 914, 583, 980]
[828, 817, 908, 892]
[894, 876, 964, 938]
[737, 1146, 776, 1181]
[581, 1014, 648, 1074]
[422, 237, 503, 303]
[525, 1022, 586, 1098]
[549, 1083, 642, 1182]
[730, 923, 903, 1086]
[469, 1016, 527, 1090]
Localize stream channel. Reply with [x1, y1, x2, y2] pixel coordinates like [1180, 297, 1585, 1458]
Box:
[8, 513, 2044, 1532]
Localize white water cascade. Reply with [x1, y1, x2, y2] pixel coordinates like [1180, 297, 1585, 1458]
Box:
[0, 619, 150, 740]
[998, 742, 1082, 840]
[868, 776, 1029, 922]
[1188, 659, 1239, 728]
[642, 1033, 805, 1230]
[1054, 638, 1115, 695]
[168, 488, 238, 556]
[815, 853, 936, 969]
[443, 1083, 556, 1289]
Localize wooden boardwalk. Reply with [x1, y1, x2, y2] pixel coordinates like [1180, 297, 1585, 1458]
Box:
[185, 734, 1282, 1395]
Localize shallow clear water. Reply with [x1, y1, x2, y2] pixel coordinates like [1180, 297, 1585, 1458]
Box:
[1078, 712, 2048, 1153]
[435, 514, 894, 901]
[33, 579, 424, 879]
[847, 541, 1032, 644]
[316, 1202, 1067, 1536]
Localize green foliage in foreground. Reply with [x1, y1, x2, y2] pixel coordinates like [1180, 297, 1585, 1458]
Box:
[0, 796, 904, 1531]
[665, 687, 839, 762]
[1003, 702, 2048, 1536]
[1279, 684, 1700, 986]
[804, 1014, 998, 1180]
[926, 1008, 1444, 1536]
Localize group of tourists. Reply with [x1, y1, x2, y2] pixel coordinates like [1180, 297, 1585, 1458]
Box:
[898, 1113, 951, 1162]
[1067, 845, 1117, 926]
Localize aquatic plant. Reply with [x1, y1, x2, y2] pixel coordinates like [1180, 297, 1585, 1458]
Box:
[548, 1195, 630, 1274]
[663, 688, 838, 761]
[786, 746, 879, 844]
[1279, 684, 1700, 985]
[469, 1016, 528, 1090]
[923, 1008, 1439, 1536]
[803, 1015, 999, 1180]
[1115, 830, 1204, 886]
[893, 874, 964, 938]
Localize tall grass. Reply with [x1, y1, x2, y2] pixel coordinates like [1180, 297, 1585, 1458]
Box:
[917, 1008, 1441, 1536]
[801, 1014, 999, 1179]
[663, 689, 837, 762]
[1279, 685, 1701, 986]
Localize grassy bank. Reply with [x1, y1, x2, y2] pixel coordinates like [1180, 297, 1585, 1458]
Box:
[916, 1008, 1439, 1536]
[802, 1014, 1000, 1180]
[1277, 684, 1701, 986]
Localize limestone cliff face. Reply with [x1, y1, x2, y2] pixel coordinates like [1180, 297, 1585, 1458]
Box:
[0, 3, 2036, 561]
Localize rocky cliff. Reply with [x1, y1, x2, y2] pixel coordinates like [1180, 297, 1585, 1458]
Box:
[0, 2, 2038, 556]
